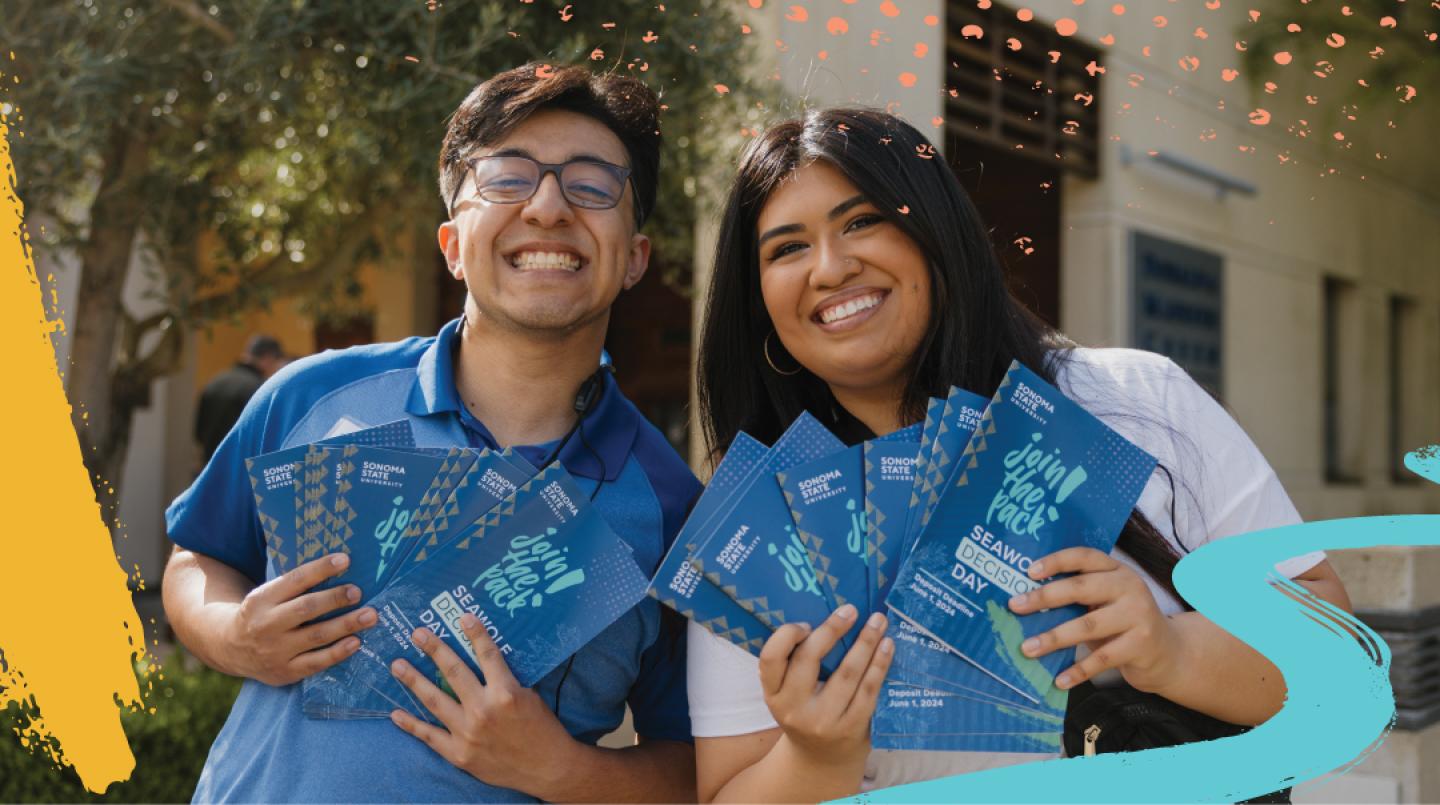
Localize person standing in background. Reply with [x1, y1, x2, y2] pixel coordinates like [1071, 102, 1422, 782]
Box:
[194, 334, 288, 462]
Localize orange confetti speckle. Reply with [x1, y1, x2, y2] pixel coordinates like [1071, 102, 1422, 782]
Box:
[785, 5, 808, 22]
[1340, 5, 1352, 14]
[1075, 91, 1094, 106]
[1287, 23, 1302, 32]
[602, 21, 617, 29]
[818, 49, 828, 60]
[1142, 45, 1151, 56]
[1056, 18, 1078, 36]
[1326, 33, 1346, 47]
[741, 24, 752, 34]
[1017, 8, 1035, 22]
[961, 24, 984, 39]
[879, 0, 900, 17]
[1398, 84, 1417, 102]
[1264, 81, 1278, 94]
[1178, 56, 1199, 71]
[1100, 33, 1115, 45]
[1153, 15, 1168, 27]
[1086, 60, 1105, 76]
[535, 64, 555, 78]
[897, 205, 911, 214]
[932, 116, 944, 127]
[1379, 15, 1396, 28]
[1248, 108, 1271, 125]
[643, 30, 659, 43]
[1333, 132, 1345, 141]
[1305, 94, 1318, 104]
[1195, 27, 1208, 39]
[1274, 51, 1292, 65]
[404, 55, 420, 63]
[826, 16, 849, 34]
[977, 0, 991, 7]
[589, 48, 605, 60]
[714, 84, 730, 95]
[1205, 0, 1220, 8]
[1111, 2, 1125, 13]
[898, 71, 917, 87]
[1007, 37, 1022, 50]
[914, 42, 929, 57]
[558, 3, 573, 20]
[748, 0, 763, 7]
[1049, 50, 1062, 62]
[1248, 9, 1260, 21]
[924, 15, 939, 25]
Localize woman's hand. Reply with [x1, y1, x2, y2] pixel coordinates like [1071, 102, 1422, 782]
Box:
[1008, 547, 1184, 694]
[758, 604, 894, 767]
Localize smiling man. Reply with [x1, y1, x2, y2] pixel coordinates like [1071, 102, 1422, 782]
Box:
[162, 64, 700, 803]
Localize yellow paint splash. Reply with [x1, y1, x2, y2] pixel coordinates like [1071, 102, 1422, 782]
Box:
[0, 109, 145, 791]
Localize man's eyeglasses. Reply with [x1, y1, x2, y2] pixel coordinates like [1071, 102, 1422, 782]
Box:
[449, 155, 638, 224]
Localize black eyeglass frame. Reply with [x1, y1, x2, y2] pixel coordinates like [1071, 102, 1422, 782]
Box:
[447, 155, 643, 228]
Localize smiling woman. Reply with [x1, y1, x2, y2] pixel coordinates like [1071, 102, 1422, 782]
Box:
[690, 108, 1351, 802]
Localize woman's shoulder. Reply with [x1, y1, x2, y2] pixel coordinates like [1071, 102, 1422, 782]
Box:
[1050, 347, 1192, 406]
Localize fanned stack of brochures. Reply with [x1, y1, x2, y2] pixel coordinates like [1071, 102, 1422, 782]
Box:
[245, 423, 649, 721]
[649, 360, 1157, 753]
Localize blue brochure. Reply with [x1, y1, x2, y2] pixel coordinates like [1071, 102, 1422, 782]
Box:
[392, 448, 537, 576]
[863, 437, 920, 614]
[344, 464, 650, 720]
[877, 422, 923, 443]
[884, 619, 1063, 716]
[871, 681, 1063, 753]
[777, 446, 868, 614]
[688, 414, 848, 670]
[899, 398, 946, 561]
[298, 445, 461, 718]
[650, 433, 774, 658]
[325, 445, 459, 594]
[246, 420, 416, 578]
[913, 388, 989, 547]
[886, 361, 1157, 704]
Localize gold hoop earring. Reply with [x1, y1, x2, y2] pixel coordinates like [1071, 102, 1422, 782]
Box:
[764, 330, 802, 376]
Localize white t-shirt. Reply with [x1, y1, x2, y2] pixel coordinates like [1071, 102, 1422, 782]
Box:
[685, 348, 1326, 792]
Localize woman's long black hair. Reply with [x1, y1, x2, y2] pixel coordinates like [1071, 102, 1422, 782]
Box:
[697, 107, 1187, 598]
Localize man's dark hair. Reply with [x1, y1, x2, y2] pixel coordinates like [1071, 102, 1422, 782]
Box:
[438, 63, 661, 228]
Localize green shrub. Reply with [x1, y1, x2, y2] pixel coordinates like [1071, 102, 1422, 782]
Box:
[0, 652, 240, 803]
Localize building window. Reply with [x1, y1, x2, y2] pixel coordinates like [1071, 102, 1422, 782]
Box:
[945, 0, 1101, 177]
[1324, 277, 1363, 484]
[1389, 295, 1423, 483]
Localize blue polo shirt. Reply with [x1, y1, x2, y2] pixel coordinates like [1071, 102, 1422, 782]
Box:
[165, 317, 699, 803]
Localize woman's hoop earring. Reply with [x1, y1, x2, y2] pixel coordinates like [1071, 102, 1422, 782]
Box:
[764, 330, 802, 376]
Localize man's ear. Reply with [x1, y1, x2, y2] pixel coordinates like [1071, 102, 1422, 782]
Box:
[623, 233, 651, 290]
[438, 221, 463, 280]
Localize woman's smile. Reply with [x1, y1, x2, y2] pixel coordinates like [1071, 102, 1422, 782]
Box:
[812, 288, 890, 331]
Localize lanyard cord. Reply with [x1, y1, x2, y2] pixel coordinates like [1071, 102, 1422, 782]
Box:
[545, 365, 611, 718]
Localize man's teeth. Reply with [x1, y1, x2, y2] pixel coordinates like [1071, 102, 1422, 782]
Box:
[511, 251, 581, 271]
[819, 294, 884, 324]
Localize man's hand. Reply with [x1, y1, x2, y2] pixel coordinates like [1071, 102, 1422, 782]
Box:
[389, 613, 579, 795]
[220, 552, 378, 686]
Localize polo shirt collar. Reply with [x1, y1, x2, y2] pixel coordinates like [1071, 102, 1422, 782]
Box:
[405, 317, 636, 481]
